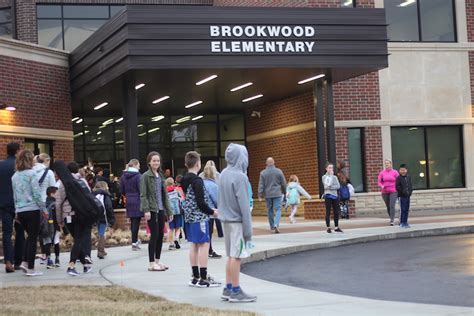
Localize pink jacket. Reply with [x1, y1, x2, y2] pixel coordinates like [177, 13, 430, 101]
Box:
[378, 169, 399, 194]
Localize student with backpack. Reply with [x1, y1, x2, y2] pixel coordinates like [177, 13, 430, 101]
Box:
[40, 186, 60, 269]
[93, 181, 116, 259]
[54, 161, 98, 276]
[182, 151, 220, 287]
[286, 175, 311, 224]
[166, 177, 183, 251]
[396, 164, 413, 228]
[140, 152, 173, 272]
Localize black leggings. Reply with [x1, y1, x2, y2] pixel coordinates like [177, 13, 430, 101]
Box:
[148, 210, 165, 262]
[67, 219, 92, 265]
[325, 198, 340, 228]
[208, 218, 223, 254]
[17, 210, 41, 269]
[130, 217, 141, 244]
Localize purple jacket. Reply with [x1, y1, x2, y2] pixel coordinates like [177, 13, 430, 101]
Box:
[120, 171, 142, 218]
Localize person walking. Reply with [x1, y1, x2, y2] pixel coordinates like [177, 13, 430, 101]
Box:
[202, 162, 222, 259]
[258, 157, 286, 233]
[120, 159, 143, 251]
[93, 181, 115, 259]
[322, 162, 343, 233]
[0, 142, 24, 273]
[378, 159, 399, 226]
[11, 149, 47, 276]
[140, 152, 173, 272]
[165, 177, 184, 251]
[396, 164, 413, 228]
[286, 175, 311, 224]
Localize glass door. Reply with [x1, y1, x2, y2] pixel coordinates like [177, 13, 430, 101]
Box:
[24, 139, 53, 159]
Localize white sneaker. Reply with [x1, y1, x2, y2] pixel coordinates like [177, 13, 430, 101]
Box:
[26, 270, 43, 277]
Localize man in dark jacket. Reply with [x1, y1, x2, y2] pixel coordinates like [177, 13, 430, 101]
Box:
[0, 142, 24, 272]
[396, 164, 413, 228]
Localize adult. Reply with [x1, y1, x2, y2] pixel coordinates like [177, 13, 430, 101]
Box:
[11, 149, 47, 276]
[120, 159, 143, 251]
[258, 157, 286, 233]
[33, 153, 56, 200]
[202, 162, 222, 259]
[377, 159, 399, 226]
[0, 142, 24, 273]
[140, 151, 173, 271]
[56, 162, 93, 276]
[164, 169, 172, 179]
[322, 162, 343, 233]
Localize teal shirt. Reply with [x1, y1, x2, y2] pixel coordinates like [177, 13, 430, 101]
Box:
[12, 169, 46, 213]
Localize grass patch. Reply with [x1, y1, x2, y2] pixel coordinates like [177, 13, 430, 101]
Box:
[0, 285, 259, 316]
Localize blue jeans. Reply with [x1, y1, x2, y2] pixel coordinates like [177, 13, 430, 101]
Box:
[399, 197, 410, 225]
[1, 207, 25, 264]
[98, 223, 107, 237]
[266, 197, 282, 229]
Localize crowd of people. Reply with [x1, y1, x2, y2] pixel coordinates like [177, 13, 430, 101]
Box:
[0, 140, 414, 302]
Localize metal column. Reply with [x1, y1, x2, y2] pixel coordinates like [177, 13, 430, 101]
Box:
[122, 72, 139, 163]
[314, 80, 326, 195]
[325, 78, 337, 165]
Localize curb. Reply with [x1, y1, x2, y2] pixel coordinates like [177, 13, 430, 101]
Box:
[242, 225, 474, 264]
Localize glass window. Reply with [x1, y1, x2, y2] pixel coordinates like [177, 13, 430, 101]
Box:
[384, 0, 456, 42]
[36, 5, 61, 18]
[220, 115, 245, 140]
[63, 5, 109, 19]
[391, 126, 463, 189]
[63, 19, 107, 51]
[348, 128, 365, 192]
[340, 0, 355, 7]
[0, 7, 12, 39]
[38, 20, 63, 50]
[419, 0, 455, 42]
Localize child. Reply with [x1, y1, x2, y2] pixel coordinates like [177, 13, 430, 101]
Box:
[286, 175, 311, 224]
[396, 164, 413, 228]
[92, 181, 116, 259]
[218, 143, 256, 303]
[42, 186, 60, 268]
[166, 177, 184, 250]
[182, 151, 220, 288]
[322, 162, 343, 233]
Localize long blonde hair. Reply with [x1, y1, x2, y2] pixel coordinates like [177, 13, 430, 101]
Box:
[203, 160, 217, 180]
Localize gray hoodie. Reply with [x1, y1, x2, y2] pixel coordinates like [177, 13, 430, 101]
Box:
[322, 174, 340, 198]
[218, 143, 253, 242]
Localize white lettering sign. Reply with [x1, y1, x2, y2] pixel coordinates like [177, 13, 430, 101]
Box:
[209, 25, 316, 54]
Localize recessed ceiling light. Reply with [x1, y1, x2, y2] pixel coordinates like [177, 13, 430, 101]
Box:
[171, 123, 179, 127]
[96, 131, 102, 135]
[135, 83, 145, 90]
[71, 117, 80, 122]
[297, 74, 325, 85]
[192, 115, 203, 121]
[115, 117, 123, 123]
[76, 118, 83, 124]
[84, 130, 90, 134]
[230, 82, 253, 92]
[342, 0, 352, 6]
[94, 102, 108, 110]
[137, 124, 144, 128]
[5, 106, 16, 111]
[139, 132, 146, 137]
[99, 125, 107, 129]
[398, 0, 415, 7]
[242, 94, 263, 103]
[185, 101, 203, 109]
[152, 96, 170, 104]
[116, 140, 124, 144]
[196, 75, 218, 86]
[115, 129, 122, 133]
[148, 127, 160, 133]
[151, 115, 165, 122]
[74, 132, 83, 138]
[176, 116, 191, 123]
[102, 118, 114, 126]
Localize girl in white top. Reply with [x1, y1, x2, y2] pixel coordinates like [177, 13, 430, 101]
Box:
[286, 175, 311, 224]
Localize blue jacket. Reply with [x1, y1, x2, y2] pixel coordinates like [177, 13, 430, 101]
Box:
[0, 155, 16, 210]
[203, 178, 218, 209]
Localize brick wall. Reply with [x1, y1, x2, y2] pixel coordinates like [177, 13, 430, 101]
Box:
[467, 0, 474, 42]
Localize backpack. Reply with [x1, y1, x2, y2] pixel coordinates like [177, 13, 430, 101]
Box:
[338, 184, 351, 201]
[53, 160, 102, 225]
[287, 187, 299, 205]
[168, 189, 182, 216]
[182, 179, 210, 224]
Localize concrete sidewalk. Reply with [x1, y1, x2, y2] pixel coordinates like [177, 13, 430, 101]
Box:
[1, 214, 473, 316]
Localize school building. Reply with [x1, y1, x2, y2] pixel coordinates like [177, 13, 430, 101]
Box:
[0, 0, 473, 217]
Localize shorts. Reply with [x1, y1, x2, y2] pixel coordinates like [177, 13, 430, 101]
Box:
[223, 222, 250, 259]
[169, 214, 183, 229]
[185, 221, 210, 244]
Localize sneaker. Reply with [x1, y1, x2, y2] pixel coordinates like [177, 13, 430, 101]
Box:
[19, 263, 28, 274]
[327, 228, 332, 233]
[84, 256, 93, 265]
[208, 251, 222, 259]
[83, 265, 93, 274]
[132, 243, 140, 251]
[39, 257, 47, 265]
[229, 289, 257, 303]
[26, 270, 43, 277]
[46, 258, 54, 269]
[169, 244, 176, 251]
[189, 277, 200, 287]
[54, 258, 60, 268]
[174, 240, 181, 249]
[334, 228, 343, 233]
[67, 267, 80, 276]
[196, 276, 221, 288]
[390, 222, 394, 226]
[405, 224, 411, 228]
[221, 288, 232, 301]
[274, 227, 280, 234]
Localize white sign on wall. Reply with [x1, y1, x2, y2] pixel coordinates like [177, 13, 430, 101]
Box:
[210, 25, 316, 53]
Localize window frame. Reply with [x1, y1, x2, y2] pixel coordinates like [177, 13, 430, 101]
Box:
[385, 0, 457, 43]
[0, 6, 13, 39]
[347, 127, 367, 193]
[391, 125, 465, 190]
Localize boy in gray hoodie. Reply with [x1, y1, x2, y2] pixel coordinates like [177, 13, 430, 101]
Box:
[218, 143, 257, 303]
